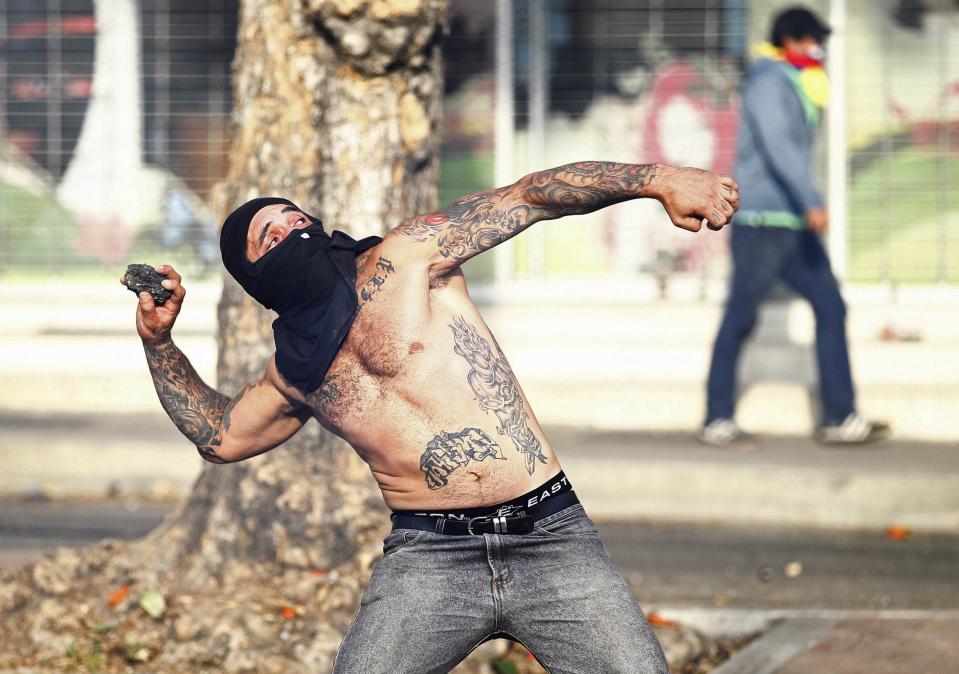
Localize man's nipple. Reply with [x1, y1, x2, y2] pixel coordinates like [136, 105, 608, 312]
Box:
[409, 341, 424, 354]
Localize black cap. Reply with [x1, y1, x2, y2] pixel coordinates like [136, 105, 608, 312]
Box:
[771, 6, 832, 47]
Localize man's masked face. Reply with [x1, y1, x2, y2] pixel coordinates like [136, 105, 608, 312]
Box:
[783, 35, 826, 66]
[231, 201, 336, 314]
[220, 196, 384, 393]
[246, 203, 313, 263]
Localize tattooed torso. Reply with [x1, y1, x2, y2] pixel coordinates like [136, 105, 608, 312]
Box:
[270, 246, 561, 510]
[265, 163, 665, 508]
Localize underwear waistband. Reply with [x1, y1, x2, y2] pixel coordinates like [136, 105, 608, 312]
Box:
[391, 470, 573, 521]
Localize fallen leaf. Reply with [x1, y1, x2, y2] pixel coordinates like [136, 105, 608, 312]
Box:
[311, 569, 330, 576]
[124, 642, 151, 663]
[108, 585, 130, 608]
[886, 525, 912, 541]
[646, 612, 677, 628]
[279, 606, 296, 619]
[139, 589, 167, 619]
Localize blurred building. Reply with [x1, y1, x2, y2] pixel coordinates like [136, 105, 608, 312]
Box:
[1, 0, 957, 287]
[0, 0, 233, 273]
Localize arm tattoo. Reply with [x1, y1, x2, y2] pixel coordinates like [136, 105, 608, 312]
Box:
[524, 161, 658, 218]
[420, 427, 505, 490]
[396, 161, 658, 264]
[143, 338, 232, 463]
[449, 316, 547, 475]
[396, 191, 531, 263]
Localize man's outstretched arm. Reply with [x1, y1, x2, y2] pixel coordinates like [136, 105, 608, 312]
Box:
[388, 162, 739, 274]
[125, 265, 310, 463]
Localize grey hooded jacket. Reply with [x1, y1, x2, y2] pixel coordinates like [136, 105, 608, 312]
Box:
[732, 58, 824, 229]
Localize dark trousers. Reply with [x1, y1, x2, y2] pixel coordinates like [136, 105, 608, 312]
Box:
[706, 225, 855, 426]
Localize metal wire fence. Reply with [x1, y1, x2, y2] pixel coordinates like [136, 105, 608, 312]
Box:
[1, 0, 957, 285]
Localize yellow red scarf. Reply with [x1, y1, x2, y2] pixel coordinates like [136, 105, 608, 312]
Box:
[752, 42, 830, 113]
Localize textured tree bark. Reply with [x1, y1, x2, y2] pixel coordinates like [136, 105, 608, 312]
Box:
[0, 2, 454, 673]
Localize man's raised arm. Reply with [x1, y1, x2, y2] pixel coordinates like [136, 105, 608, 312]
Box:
[389, 162, 739, 274]
[124, 265, 311, 463]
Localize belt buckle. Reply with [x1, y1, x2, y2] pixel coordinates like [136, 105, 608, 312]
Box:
[467, 514, 495, 535]
[467, 513, 530, 535]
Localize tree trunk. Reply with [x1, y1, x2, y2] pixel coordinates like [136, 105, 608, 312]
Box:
[152, 0, 446, 584]
[0, 2, 452, 672]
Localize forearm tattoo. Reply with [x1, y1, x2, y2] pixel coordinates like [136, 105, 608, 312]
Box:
[420, 427, 506, 490]
[396, 161, 657, 263]
[524, 161, 658, 218]
[449, 316, 547, 475]
[143, 338, 232, 463]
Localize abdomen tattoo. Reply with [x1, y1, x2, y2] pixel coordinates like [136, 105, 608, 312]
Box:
[420, 427, 505, 490]
[449, 316, 548, 476]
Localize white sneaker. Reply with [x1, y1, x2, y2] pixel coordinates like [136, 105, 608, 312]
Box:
[816, 412, 891, 445]
[695, 418, 756, 448]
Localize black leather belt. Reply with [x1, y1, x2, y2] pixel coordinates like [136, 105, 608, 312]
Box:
[390, 489, 580, 536]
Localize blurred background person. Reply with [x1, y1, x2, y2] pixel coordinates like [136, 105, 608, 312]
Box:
[698, 6, 890, 448]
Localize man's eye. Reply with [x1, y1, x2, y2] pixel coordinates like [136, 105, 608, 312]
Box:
[268, 237, 278, 250]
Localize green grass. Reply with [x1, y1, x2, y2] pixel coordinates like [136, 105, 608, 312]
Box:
[0, 180, 91, 270]
[0, 178, 218, 282]
[848, 149, 959, 283]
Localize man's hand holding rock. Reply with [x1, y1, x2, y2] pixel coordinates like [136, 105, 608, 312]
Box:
[121, 264, 185, 345]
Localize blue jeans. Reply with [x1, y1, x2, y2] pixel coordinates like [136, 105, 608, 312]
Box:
[333, 504, 668, 673]
[706, 225, 855, 426]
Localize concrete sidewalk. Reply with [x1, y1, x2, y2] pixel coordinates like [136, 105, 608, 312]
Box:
[2, 277, 959, 441]
[552, 427, 959, 532]
[1, 278, 957, 532]
[709, 614, 959, 674]
[2, 409, 958, 532]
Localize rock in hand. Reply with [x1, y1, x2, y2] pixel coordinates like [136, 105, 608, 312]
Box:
[123, 263, 172, 305]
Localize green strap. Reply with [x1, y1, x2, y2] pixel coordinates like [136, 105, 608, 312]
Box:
[735, 210, 806, 230]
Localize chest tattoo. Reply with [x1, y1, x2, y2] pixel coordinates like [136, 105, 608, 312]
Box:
[449, 316, 548, 476]
[358, 256, 395, 310]
[307, 374, 342, 418]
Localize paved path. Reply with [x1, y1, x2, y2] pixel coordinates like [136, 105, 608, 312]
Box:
[3, 278, 959, 440]
[771, 617, 959, 674]
[3, 498, 957, 612]
[3, 278, 959, 531]
[5, 498, 956, 674]
[3, 410, 958, 532]
[712, 616, 959, 674]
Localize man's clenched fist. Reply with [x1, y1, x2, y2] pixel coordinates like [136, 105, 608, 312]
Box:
[649, 165, 740, 232]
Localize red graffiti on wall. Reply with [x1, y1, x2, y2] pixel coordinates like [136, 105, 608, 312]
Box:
[889, 80, 959, 148]
[641, 61, 739, 175]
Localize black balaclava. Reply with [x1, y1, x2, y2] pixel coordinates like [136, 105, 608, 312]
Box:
[219, 197, 382, 395]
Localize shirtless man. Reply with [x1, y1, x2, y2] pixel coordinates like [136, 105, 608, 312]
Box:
[127, 161, 738, 673]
